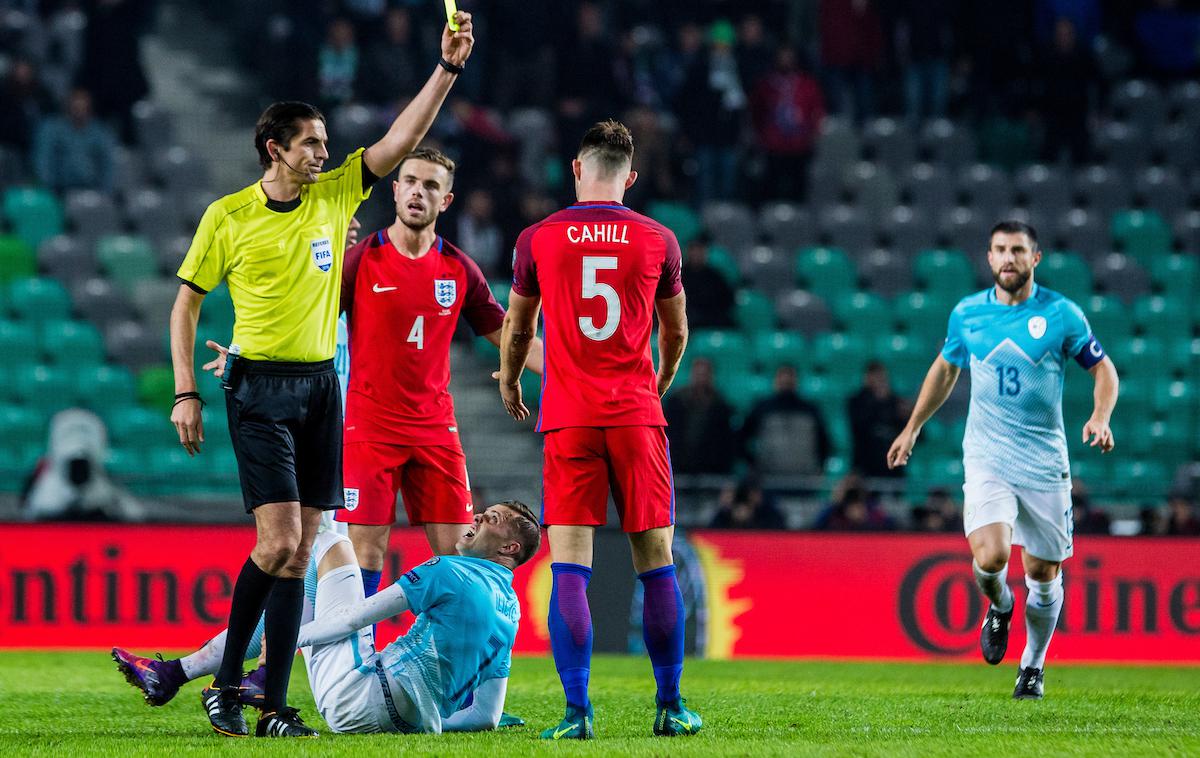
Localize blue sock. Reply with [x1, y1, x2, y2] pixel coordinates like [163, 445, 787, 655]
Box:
[548, 562, 593, 709]
[361, 568, 382, 598]
[639, 564, 684, 705]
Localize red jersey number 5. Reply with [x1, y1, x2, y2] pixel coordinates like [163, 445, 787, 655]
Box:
[579, 256, 620, 341]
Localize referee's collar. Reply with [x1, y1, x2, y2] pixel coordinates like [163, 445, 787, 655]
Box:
[255, 181, 304, 213]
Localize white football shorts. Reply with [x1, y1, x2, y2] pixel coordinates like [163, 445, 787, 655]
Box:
[962, 468, 1073, 562]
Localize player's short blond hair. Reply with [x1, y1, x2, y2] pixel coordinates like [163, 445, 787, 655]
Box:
[397, 147, 456, 189]
[578, 120, 634, 176]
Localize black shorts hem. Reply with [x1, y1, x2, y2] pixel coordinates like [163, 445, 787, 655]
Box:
[244, 498, 344, 513]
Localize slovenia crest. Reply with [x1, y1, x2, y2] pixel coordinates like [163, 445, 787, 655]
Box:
[1027, 315, 1047, 339]
[435, 278, 457, 307]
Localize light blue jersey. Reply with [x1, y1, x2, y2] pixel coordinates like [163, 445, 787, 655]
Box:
[379, 555, 520, 732]
[942, 285, 1106, 491]
[334, 312, 350, 405]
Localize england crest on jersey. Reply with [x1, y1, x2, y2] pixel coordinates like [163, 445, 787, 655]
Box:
[435, 278, 457, 307]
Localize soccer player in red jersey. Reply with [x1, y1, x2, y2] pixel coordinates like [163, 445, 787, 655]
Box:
[338, 147, 542, 594]
[498, 121, 700, 739]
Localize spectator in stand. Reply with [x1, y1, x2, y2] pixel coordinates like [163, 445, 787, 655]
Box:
[32, 87, 115, 193]
[1071, 479, 1111, 535]
[819, 0, 884, 123]
[812, 473, 895, 530]
[357, 8, 423, 106]
[1139, 505, 1164, 536]
[1035, 0, 1101, 50]
[847, 360, 908, 480]
[1165, 492, 1200, 536]
[961, 4, 1035, 119]
[613, 25, 674, 110]
[0, 58, 53, 155]
[675, 19, 746, 206]
[741, 364, 832, 477]
[710, 476, 787, 529]
[622, 105, 677, 207]
[910, 487, 962, 532]
[77, 0, 151, 142]
[736, 14, 774, 94]
[456, 189, 504, 278]
[1037, 18, 1094, 164]
[890, 0, 956, 124]
[40, 1, 88, 101]
[749, 47, 825, 203]
[317, 18, 360, 109]
[554, 2, 618, 164]
[664, 358, 738, 475]
[682, 235, 736, 329]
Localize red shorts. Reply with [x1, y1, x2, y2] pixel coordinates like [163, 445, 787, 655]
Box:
[336, 441, 474, 526]
[541, 425, 675, 533]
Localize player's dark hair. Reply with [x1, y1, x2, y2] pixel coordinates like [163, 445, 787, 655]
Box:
[397, 147, 457, 189]
[497, 499, 541, 566]
[578, 119, 635, 176]
[254, 101, 326, 170]
[990, 220, 1039, 249]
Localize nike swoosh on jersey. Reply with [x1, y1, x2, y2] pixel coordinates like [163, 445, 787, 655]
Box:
[373, 284, 398, 293]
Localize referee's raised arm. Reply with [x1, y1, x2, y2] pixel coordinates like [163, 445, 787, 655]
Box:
[362, 12, 474, 179]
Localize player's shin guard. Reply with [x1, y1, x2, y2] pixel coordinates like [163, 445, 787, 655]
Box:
[262, 577, 304, 712]
[548, 563, 593, 709]
[1021, 572, 1064, 670]
[639, 564, 685, 705]
[972, 560, 1014, 612]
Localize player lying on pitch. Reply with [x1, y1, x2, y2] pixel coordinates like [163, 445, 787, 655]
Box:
[114, 501, 540, 736]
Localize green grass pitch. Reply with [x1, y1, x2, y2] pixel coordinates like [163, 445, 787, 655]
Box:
[0, 652, 1196, 756]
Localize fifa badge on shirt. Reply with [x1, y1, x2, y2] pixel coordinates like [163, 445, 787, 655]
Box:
[434, 278, 457, 307]
[343, 487, 359, 511]
[1027, 316, 1047, 339]
[311, 238, 333, 272]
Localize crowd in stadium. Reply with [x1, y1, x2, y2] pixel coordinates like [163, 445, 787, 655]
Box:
[2, 0, 1200, 532]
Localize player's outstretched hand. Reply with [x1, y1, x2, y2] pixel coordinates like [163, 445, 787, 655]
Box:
[200, 340, 229, 378]
[1082, 417, 1115, 453]
[500, 379, 529, 421]
[442, 11, 474, 67]
[886, 427, 919, 469]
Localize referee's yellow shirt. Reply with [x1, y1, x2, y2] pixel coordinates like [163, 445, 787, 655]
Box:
[177, 148, 371, 362]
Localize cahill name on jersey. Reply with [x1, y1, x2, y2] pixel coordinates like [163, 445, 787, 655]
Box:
[942, 285, 1106, 491]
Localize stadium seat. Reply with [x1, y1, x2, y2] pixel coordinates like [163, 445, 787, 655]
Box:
[1095, 120, 1152, 173]
[878, 205, 934, 257]
[0, 404, 44, 451]
[125, 188, 182, 244]
[199, 283, 236, 338]
[104, 404, 168, 450]
[701, 202, 756, 252]
[1107, 336, 1164, 381]
[646, 201, 701, 246]
[1082, 294, 1132, 342]
[859, 247, 914, 297]
[132, 278, 181, 325]
[154, 145, 210, 194]
[1112, 210, 1172, 259]
[831, 291, 890, 335]
[73, 277, 135, 332]
[1037, 251, 1093, 303]
[64, 190, 122, 243]
[2, 187, 64, 249]
[919, 118, 976, 168]
[132, 100, 175, 152]
[37, 234, 98, 285]
[1053, 208, 1109, 259]
[795, 246, 856, 292]
[1134, 167, 1187, 222]
[842, 161, 899, 219]
[1092, 253, 1150, 303]
[1127, 418, 1192, 468]
[1014, 164, 1071, 218]
[861, 118, 916, 170]
[1110, 79, 1168, 132]
[893, 290, 951, 343]
[0, 320, 38, 372]
[11, 364, 75, 413]
[97, 235, 159, 288]
[718, 371, 773, 415]
[740, 245, 795, 297]
[774, 289, 833, 335]
[976, 119, 1034, 170]
[904, 163, 956, 217]
[1148, 254, 1198, 306]
[1073, 165, 1132, 220]
[873, 333, 934, 395]
[1151, 378, 1195, 415]
[818, 205, 875, 255]
[6, 277, 72, 323]
[913, 249, 975, 297]
[0, 236, 35, 284]
[751, 331, 809, 375]
[1132, 295, 1186, 340]
[757, 203, 814, 250]
[40, 319, 106, 366]
[688, 330, 752, 377]
[488, 280, 510, 308]
[74, 364, 137, 410]
[810, 332, 868, 377]
[706, 245, 741, 287]
[1111, 459, 1170, 499]
[813, 117, 861, 174]
[107, 319, 165, 370]
[797, 372, 845, 405]
[136, 364, 176, 410]
[734, 289, 776, 333]
[937, 205, 986, 255]
[1169, 79, 1200, 129]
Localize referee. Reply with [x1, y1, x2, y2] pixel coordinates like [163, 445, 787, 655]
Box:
[168, 13, 475, 739]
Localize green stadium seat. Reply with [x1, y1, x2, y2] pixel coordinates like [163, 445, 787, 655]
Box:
[688, 329, 752, 376]
[1131, 295, 1186, 340]
[0, 236, 35, 285]
[734, 289, 775, 333]
[11, 365, 75, 414]
[5, 277, 72, 323]
[40, 319, 105, 366]
[977, 118, 1034, 170]
[707, 245, 741, 287]
[198, 283, 235, 337]
[810, 332, 868, 377]
[826, 413, 851, 458]
[873, 333, 936, 394]
[831, 291, 890, 336]
[0, 321, 38, 374]
[795, 247, 855, 293]
[137, 365, 176, 411]
[104, 405, 170, 450]
[913, 249, 975, 298]
[488, 279, 511, 307]
[2, 187, 64, 249]
[75, 364, 137, 409]
[1127, 418, 1192, 467]
[0, 442, 40, 493]
[646, 201, 701, 246]
[1148, 254, 1198, 315]
[751, 331, 809, 375]
[1107, 336, 1163, 381]
[0, 404, 45, 449]
[1036, 251, 1092, 303]
[1111, 459, 1170, 499]
[106, 446, 147, 488]
[1082, 294, 1131, 343]
[1162, 335, 1200, 378]
[97, 235, 159, 289]
[718, 371, 772, 415]
[1151, 378, 1195, 415]
[798, 372, 845, 405]
[1111, 210, 1172, 260]
[893, 290, 951, 342]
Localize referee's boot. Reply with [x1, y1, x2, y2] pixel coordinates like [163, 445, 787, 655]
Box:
[1013, 667, 1045, 700]
[540, 702, 594, 740]
[256, 706, 319, 738]
[980, 605, 1013, 665]
[201, 682, 248, 737]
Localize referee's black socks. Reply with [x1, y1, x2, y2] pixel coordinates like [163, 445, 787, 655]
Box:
[215, 557, 276, 689]
[262, 576, 304, 712]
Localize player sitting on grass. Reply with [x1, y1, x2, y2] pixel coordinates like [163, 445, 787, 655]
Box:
[114, 501, 540, 736]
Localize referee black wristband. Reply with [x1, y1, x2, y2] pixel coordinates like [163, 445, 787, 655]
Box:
[173, 391, 206, 409]
[438, 57, 464, 76]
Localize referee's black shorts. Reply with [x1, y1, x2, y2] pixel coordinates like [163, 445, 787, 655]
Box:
[224, 358, 343, 513]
